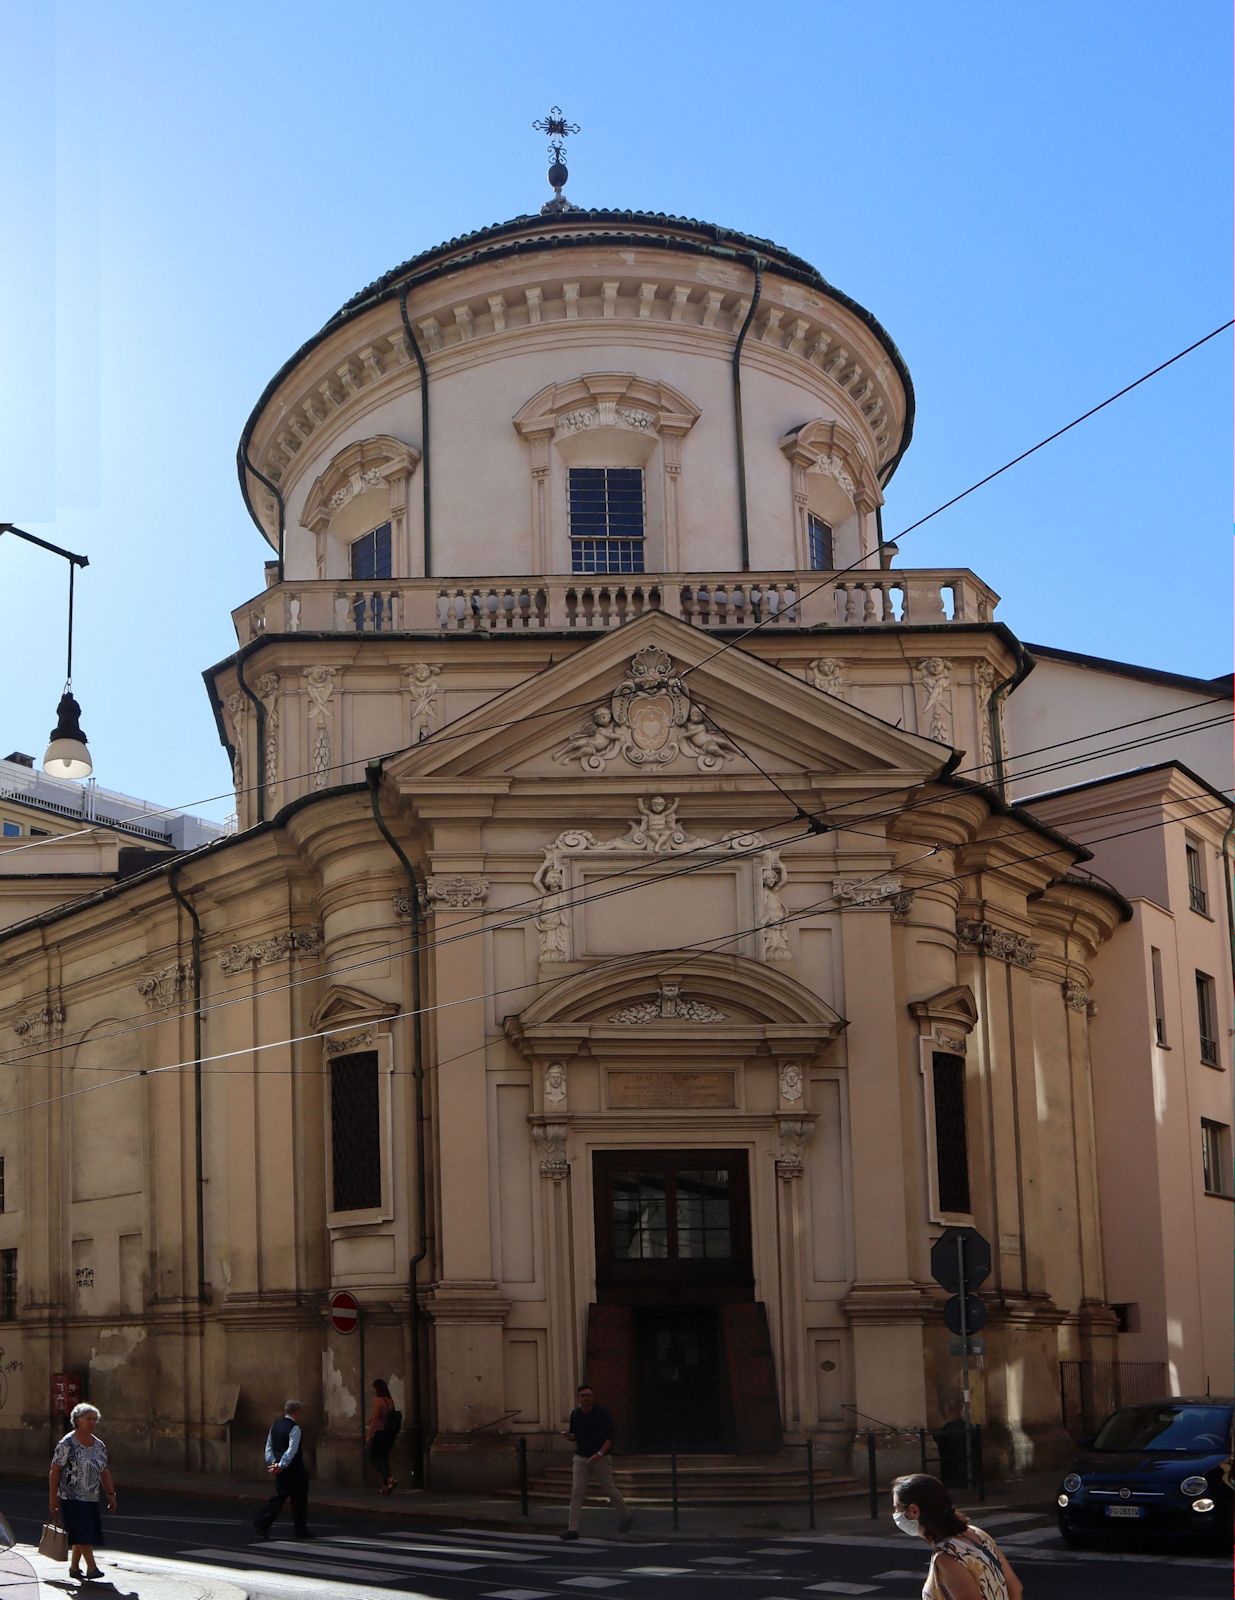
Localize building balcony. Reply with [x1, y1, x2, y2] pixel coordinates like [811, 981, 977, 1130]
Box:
[233, 567, 998, 643]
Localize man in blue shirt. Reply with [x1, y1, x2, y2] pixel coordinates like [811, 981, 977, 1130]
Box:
[253, 1400, 314, 1540]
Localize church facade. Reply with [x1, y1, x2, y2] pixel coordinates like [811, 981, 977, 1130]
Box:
[0, 202, 1129, 1487]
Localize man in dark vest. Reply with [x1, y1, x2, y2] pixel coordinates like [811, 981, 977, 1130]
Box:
[253, 1399, 314, 1540]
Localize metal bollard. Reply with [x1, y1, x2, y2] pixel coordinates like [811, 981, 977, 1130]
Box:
[919, 1427, 927, 1473]
[671, 1446, 680, 1531]
[806, 1438, 816, 1530]
[975, 1423, 985, 1502]
[517, 1437, 529, 1518]
[867, 1432, 879, 1521]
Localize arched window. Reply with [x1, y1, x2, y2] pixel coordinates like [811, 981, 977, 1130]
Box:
[514, 374, 700, 573]
[300, 436, 421, 579]
[780, 420, 882, 571]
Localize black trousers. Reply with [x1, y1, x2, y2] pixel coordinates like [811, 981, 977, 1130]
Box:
[368, 1431, 394, 1481]
[255, 1468, 309, 1535]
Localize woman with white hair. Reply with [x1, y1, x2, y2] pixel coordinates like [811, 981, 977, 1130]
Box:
[48, 1402, 116, 1582]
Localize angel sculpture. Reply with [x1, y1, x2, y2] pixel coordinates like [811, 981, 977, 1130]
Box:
[553, 707, 629, 771]
[680, 704, 737, 771]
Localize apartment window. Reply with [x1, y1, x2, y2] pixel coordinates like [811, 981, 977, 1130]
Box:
[932, 1052, 972, 1214]
[1201, 1120, 1233, 1198]
[1150, 947, 1167, 1046]
[0, 1250, 15, 1321]
[349, 522, 392, 581]
[329, 1051, 382, 1212]
[568, 467, 645, 574]
[1110, 1303, 1141, 1334]
[1196, 972, 1219, 1066]
[806, 514, 834, 571]
[1185, 840, 1208, 916]
[1, 822, 19, 838]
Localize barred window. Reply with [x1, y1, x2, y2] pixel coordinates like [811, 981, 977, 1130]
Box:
[0, 1250, 15, 1321]
[932, 1052, 971, 1214]
[568, 467, 645, 574]
[350, 522, 392, 581]
[807, 514, 833, 571]
[330, 1051, 382, 1212]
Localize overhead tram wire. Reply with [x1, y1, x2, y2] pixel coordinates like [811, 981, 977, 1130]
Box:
[6, 782, 1229, 1080]
[1, 795, 1229, 1116]
[2, 705, 1230, 1070]
[4, 313, 1231, 862]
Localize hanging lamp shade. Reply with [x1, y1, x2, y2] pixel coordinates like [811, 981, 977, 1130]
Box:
[43, 690, 93, 779]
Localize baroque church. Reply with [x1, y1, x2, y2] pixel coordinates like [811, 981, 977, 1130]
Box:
[0, 143, 1164, 1491]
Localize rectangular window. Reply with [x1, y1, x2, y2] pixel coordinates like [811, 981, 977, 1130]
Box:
[806, 514, 834, 571]
[1196, 972, 1219, 1066]
[329, 1051, 382, 1212]
[1185, 840, 1208, 915]
[932, 1052, 972, 1214]
[1, 822, 20, 837]
[349, 522, 392, 581]
[0, 1250, 15, 1321]
[1150, 947, 1167, 1046]
[568, 467, 645, 574]
[1201, 1119, 1233, 1197]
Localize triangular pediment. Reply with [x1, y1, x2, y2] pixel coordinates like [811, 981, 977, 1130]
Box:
[908, 984, 979, 1034]
[310, 984, 399, 1033]
[381, 611, 951, 794]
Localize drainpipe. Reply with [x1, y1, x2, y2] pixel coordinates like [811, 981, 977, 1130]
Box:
[167, 863, 207, 1304]
[398, 287, 432, 579]
[987, 642, 1033, 797]
[366, 762, 429, 1486]
[238, 441, 287, 583]
[235, 649, 266, 825]
[731, 256, 764, 572]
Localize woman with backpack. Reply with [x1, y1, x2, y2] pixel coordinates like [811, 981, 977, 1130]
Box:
[890, 1474, 1023, 1600]
[367, 1379, 401, 1495]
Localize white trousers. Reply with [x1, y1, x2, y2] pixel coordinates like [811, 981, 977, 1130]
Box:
[568, 1454, 628, 1530]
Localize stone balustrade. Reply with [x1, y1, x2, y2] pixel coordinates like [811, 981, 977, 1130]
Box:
[233, 568, 998, 642]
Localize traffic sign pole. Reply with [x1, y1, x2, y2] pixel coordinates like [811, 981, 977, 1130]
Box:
[957, 1234, 973, 1493]
[358, 1302, 367, 1485]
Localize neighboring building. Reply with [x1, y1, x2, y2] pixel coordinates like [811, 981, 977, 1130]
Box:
[0, 752, 226, 930]
[1010, 647, 1234, 1406]
[0, 196, 1150, 1490]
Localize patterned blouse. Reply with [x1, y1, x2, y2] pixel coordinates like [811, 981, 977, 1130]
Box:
[52, 1433, 109, 1502]
[923, 1526, 1008, 1600]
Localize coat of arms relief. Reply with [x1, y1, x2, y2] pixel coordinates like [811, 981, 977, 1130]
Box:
[553, 646, 738, 772]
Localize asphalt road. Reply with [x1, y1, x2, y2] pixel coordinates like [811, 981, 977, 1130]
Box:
[2, 1478, 1228, 1600]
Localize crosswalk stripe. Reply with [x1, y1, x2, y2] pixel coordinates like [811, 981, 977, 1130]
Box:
[184, 1547, 474, 1584]
[998, 1525, 1063, 1545]
[443, 1526, 610, 1548]
[331, 1535, 540, 1563]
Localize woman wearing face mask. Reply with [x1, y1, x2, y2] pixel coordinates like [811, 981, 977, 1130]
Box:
[890, 1474, 1023, 1600]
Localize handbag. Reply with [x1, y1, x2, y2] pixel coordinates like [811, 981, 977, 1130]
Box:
[38, 1521, 68, 1561]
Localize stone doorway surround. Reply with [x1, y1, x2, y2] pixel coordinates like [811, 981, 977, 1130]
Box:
[504, 952, 846, 1442]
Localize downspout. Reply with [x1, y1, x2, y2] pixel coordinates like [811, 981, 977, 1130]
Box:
[366, 762, 429, 1486]
[238, 441, 287, 583]
[988, 642, 1033, 798]
[398, 287, 432, 579]
[167, 863, 207, 1305]
[235, 649, 266, 825]
[731, 256, 764, 572]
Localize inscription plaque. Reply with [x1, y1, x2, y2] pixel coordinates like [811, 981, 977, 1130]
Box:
[608, 1070, 735, 1109]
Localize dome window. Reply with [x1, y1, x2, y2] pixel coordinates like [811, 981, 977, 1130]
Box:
[568, 467, 645, 575]
[350, 522, 392, 581]
[807, 514, 834, 572]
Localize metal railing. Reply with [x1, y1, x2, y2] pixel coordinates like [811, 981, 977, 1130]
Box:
[1059, 1360, 1168, 1436]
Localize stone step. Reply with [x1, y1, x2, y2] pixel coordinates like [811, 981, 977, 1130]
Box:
[503, 1453, 861, 1506]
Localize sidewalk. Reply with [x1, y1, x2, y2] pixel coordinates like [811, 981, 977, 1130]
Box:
[5, 1541, 248, 1600]
[6, 1459, 1065, 1543]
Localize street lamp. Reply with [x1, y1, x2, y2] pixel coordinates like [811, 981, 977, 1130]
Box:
[0, 523, 93, 779]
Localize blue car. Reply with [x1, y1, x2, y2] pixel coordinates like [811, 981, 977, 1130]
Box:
[1056, 1396, 1233, 1548]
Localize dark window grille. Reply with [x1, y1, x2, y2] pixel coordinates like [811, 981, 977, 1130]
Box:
[932, 1052, 971, 1214]
[0, 1249, 15, 1321]
[330, 1051, 382, 1212]
[568, 468, 645, 573]
[807, 514, 833, 571]
[1196, 973, 1219, 1066]
[350, 522, 392, 581]
[1185, 842, 1208, 915]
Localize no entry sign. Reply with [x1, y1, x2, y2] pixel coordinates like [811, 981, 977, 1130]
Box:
[328, 1290, 360, 1335]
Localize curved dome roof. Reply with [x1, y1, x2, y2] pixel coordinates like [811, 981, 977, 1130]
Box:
[238, 208, 916, 526]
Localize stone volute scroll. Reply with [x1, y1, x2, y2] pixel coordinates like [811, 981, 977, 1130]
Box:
[553, 646, 738, 774]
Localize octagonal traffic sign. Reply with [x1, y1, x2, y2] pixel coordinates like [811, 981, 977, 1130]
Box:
[930, 1226, 992, 1294]
[942, 1293, 988, 1337]
[328, 1289, 360, 1335]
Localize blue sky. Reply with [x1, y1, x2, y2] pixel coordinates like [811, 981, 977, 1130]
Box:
[2, 1, 1230, 821]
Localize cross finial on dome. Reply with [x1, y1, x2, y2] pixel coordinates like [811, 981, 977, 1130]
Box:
[532, 105, 581, 214]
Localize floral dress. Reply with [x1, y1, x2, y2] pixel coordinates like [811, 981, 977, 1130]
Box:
[51, 1433, 109, 1546]
[923, 1526, 1008, 1600]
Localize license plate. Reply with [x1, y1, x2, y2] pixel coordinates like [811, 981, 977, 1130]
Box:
[1105, 1505, 1143, 1519]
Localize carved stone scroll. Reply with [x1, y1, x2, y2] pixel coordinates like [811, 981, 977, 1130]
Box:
[956, 919, 1038, 969]
[217, 928, 323, 973]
